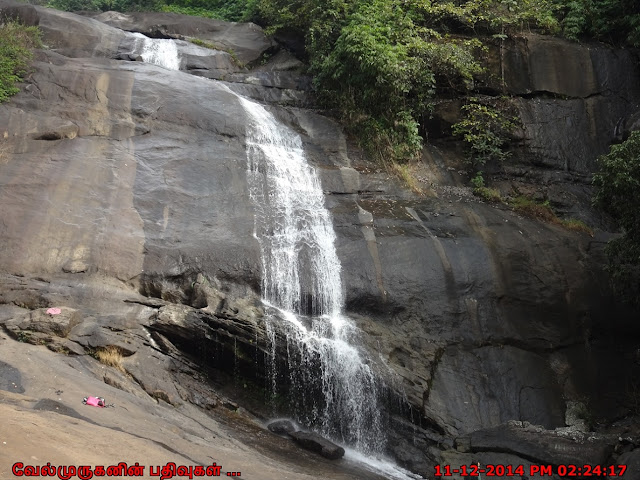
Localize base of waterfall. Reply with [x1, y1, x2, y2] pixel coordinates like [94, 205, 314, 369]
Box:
[343, 449, 426, 480]
[266, 419, 345, 459]
[0, 327, 403, 480]
[265, 420, 425, 478]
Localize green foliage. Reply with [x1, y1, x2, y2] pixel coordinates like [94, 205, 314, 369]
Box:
[593, 131, 640, 306]
[470, 171, 486, 189]
[48, 0, 163, 12]
[47, 0, 253, 21]
[254, 0, 492, 164]
[0, 21, 41, 103]
[555, 0, 640, 46]
[450, 0, 560, 33]
[470, 171, 502, 201]
[452, 97, 517, 171]
[159, 0, 255, 21]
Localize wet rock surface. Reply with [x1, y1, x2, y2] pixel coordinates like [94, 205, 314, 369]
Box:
[0, 1, 639, 477]
[289, 431, 346, 460]
[267, 419, 296, 436]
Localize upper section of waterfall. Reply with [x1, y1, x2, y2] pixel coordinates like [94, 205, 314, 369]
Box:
[238, 95, 344, 321]
[131, 32, 181, 70]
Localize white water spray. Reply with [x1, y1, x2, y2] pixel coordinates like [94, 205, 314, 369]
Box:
[131, 32, 181, 71]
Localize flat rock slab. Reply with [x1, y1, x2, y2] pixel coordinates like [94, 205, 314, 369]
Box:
[5, 307, 82, 338]
[466, 422, 614, 465]
[289, 431, 345, 460]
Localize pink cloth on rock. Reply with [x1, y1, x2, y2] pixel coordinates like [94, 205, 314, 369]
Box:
[85, 396, 104, 407]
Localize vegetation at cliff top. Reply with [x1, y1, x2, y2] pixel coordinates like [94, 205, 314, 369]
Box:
[0, 21, 42, 103]
[593, 131, 640, 307]
[42, 0, 640, 167]
[45, 0, 257, 21]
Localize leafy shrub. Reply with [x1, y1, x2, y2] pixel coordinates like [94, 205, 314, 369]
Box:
[159, 0, 256, 21]
[555, 0, 640, 46]
[48, 0, 162, 12]
[48, 0, 254, 20]
[0, 21, 41, 103]
[452, 97, 517, 171]
[255, 0, 488, 165]
[470, 172, 502, 201]
[593, 130, 640, 306]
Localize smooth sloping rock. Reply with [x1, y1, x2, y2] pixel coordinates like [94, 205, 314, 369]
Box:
[289, 431, 345, 460]
[0, 361, 24, 394]
[33, 398, 95, 424]
[0, 1, 127, 59]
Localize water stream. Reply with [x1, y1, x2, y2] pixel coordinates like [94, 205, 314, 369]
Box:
[132, 32, 181, 70]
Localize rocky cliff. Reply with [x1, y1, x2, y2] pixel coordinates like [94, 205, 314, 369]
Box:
[0, 2, 639, 478]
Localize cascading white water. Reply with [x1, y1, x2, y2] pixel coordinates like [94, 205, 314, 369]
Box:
[232, 93, 385, 453]
[131, 32, 181, 71]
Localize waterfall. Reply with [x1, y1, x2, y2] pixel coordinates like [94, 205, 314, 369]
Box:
[132, 43, 414, 471]
[232, 93, 385, 454]
[131, 32, 181, 71]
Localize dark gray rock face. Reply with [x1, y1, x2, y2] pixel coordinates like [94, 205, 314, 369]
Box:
[618, 450, 640, 480]
[0, 1, 638, 477]
[483, 35, 640, 174]
[0, 360, 24, 394]
[423, 346, 565, 436]
[465, 421, 614, 464]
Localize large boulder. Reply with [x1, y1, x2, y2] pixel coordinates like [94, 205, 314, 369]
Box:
[0, 1, 127, 58]
[5, 307, 82, 338]
[289, 431, 346, 460]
